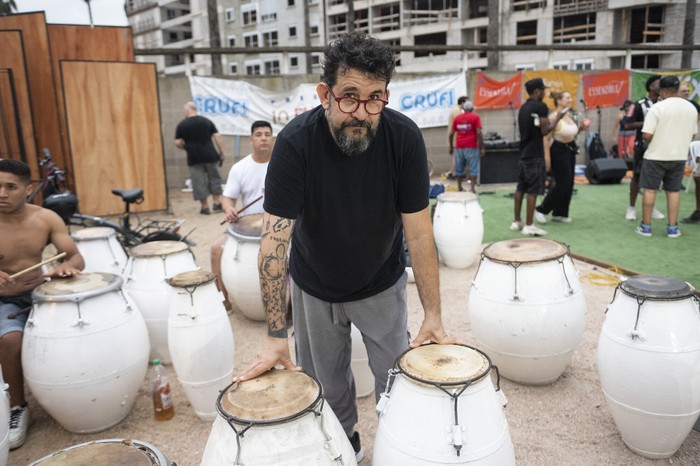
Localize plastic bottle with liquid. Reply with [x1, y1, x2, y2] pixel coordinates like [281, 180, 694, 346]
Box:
[151, 359, 174, 420]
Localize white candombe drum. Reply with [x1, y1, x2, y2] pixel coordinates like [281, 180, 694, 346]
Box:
[22, 273, 149, 433]
[167, 270, 235, 421]
[432, 192, 484, 269]
[221, 214, 265, 321]
[71, 227, 128, 276]
[469, 238, 586, 385]
[124, 240, 199, 363]
[597, 275, 700, 459]
[28, 438, 173, 465]
[0, 365, 9, 466]
[351, 324, 374, 398]
[374, 344, 515, 465]
[200, 370, 357, 465]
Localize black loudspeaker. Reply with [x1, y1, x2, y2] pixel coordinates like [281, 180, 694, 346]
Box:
[585, 158, 628, 184]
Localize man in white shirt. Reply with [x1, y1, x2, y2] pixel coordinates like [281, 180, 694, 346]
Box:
[211, 121, 273, 305]
[637, 76, 698, 238]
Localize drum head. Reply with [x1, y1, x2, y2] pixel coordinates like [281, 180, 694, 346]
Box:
[72, 227, 116, 240]
[483, 238, 568, 264]
[130, 240, 189, 257]
[437, 192, 478, 203]
[220, 369, 320, 423]
[398, 344, 490, 385]
[33, 272, 122, 301]
[33, 441, 156, 465]
[228, 213, 264, 238]
[620, 275, 694, 300]
[168, 270, 216, 288]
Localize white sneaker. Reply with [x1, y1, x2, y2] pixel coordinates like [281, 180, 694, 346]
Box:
[551, 216, 572, 223]
[9, 404, 31, 450]
[652, 208, 665, 220]
[521, 224, 548, 236]
[534, 211, 547, 224]
[625, 207, 636, 221]
[509, 221, 523, 231]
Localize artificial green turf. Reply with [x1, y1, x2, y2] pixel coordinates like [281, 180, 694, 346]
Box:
[465, 183, 697, 288]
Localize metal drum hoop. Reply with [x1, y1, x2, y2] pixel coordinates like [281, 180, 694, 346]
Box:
[31, 273, 123, 303]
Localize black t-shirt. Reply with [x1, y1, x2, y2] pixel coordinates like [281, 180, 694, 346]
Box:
[264, 105, 430, 302]
[518, 98, 550, 160]
[174, 115, 220, 166]
[630, 96, 652, 143]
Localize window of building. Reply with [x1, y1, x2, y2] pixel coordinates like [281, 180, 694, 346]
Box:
[512, 0, 545, 12]
[573, 59, 594, 70]
[374, 4, 400, 32]
[310, 23, 320, 36]
[261, 12, 277, 22]
[246, 63, 262, 76]
[169, 31, 178, 41]
[229, 63, 238, 74]
[517, 20, 537, 45]
[244, 32, 260, 48]
[265, 60, 281, 75]
[225, 7, 235, 22]
[227, 35, 236, 47]
[515, 63, 535, 71]
[329, 13, 347, 38]
[166, 9, 176, 19]
[553, 12, 596, 43]
[353, 8, 369, 33]
[311, 53, 321, 66]
[469, 0, 488, 18]
[241, 5, 258, 26]
[552, 60, 570, 70]
[288, 0, 295, 6]
[414, 31, 447, 58]
[290, 56, 299, 68]
[262, 30, 278, 47]
[289, 25, 297, 38]
[631, 54, 660, 69]
[308, 0, 319, 4]
[630, 6, 664, 44]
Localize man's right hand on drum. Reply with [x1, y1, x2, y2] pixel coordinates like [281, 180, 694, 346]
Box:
[236, 336, 300, 382]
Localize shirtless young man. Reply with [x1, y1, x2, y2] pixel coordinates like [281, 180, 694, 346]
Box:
[0, 159, 84, 449]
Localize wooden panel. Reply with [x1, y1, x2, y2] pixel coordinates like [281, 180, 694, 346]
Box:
[0, 70, 22, 161]
[61, 60, 167, 216]
[0, 13, 64, 173]
[0, 31, 39, 176]
[48, 25, 134, 170]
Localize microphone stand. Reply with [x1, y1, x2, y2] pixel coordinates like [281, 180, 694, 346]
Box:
[508, 101, 516, 142]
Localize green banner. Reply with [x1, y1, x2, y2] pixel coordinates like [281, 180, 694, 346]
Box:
[631, 69, 700, 102]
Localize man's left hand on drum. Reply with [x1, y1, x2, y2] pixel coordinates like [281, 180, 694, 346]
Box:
[45, 265, 81, 279]
[410, 317, 465, 348]
[235, 336, 301, 382]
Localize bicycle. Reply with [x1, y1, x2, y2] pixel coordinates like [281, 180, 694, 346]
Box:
[34, 150, 192, 248]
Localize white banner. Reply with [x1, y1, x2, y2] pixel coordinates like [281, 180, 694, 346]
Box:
[189, 73, 466, 135]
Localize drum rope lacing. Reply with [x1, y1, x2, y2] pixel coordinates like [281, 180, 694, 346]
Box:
[214, 379, 348, 465]
[379, 362, 504, 457]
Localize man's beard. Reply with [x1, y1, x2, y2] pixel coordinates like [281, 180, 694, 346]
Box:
[330, 118, 378, 157]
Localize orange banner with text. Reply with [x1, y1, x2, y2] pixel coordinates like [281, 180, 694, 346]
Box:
[581, 70, 629, 109]
[474, 72, 523, 109]
[523, 70, 580, 110]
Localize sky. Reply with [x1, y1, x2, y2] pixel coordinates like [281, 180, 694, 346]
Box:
[14, 0, 129, 26]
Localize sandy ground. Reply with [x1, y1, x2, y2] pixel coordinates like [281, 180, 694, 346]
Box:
[7, 184, 700, 466]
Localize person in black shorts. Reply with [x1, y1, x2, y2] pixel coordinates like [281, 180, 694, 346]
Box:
[511, 78, 567, 236]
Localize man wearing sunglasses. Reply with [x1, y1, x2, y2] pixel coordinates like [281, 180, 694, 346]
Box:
[237, 32, 459, 461]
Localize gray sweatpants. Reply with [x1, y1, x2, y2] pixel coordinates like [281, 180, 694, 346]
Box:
[290, 273, 410, 437]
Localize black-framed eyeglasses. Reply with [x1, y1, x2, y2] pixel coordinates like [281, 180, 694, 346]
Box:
[325, 84, 388, 115]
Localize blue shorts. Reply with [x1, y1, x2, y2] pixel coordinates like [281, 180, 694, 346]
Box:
[454, 148, 480, 177]
[0, 293, 32, 338]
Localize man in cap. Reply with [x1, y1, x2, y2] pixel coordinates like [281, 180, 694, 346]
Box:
[511, 78, 567, 236]
[636, 75, 698, 238]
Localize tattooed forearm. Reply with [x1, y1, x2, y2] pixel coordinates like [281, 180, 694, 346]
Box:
[258, 214, 294, 337]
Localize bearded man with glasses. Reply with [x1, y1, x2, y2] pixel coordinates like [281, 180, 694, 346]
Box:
[237, 31, 460, 461]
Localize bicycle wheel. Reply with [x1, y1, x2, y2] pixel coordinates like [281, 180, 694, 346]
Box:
[143, 231, 182, 243]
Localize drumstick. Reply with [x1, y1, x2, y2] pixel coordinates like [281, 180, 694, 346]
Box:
[219, 196, 263, 225]
[10, 252, 67, 279]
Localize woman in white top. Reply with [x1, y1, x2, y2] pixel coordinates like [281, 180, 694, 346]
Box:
[535, 91, 589, 223]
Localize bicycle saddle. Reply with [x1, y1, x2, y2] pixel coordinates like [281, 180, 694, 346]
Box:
[112, 188, 144, 203]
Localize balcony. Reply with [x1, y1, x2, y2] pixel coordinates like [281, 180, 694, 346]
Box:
[554, 0, 608, 16]
[404, 7, 457, 28]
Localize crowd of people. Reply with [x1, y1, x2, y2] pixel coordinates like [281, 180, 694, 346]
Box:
[3, 31, 699, 461]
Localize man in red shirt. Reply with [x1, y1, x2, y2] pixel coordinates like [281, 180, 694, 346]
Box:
[449, 101, 485, 193]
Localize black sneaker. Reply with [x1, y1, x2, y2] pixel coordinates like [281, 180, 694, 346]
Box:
[681, 210, 700, 224]
[212, 202, 223, 212]
[349, 431, 364, 463]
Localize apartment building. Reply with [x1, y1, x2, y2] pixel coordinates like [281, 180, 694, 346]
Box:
[126, 0, 698, 76]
